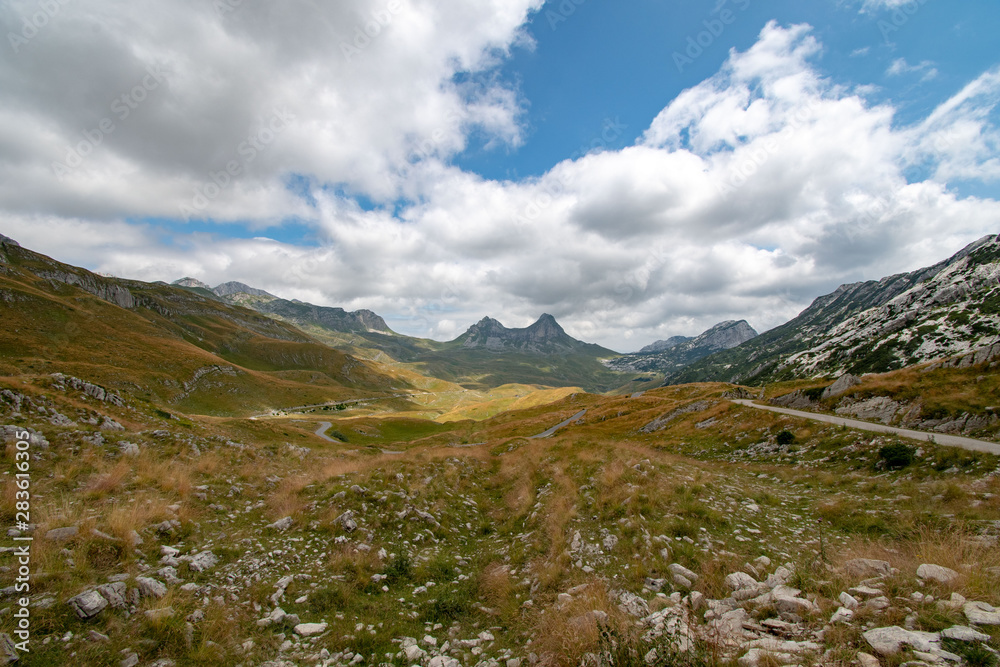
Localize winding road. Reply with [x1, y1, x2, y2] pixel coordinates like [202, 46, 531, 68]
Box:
[732, 400, 1000, 455]
[528, 409, 587, 439]
[314, 421, 337, 442]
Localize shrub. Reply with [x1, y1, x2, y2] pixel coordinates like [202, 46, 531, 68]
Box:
[776, 430, 795, 446]
[878, 443, 915, 469]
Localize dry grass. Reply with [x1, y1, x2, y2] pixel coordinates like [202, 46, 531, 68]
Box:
[531, 583, 629, 667]
[84, 459, 132, 496]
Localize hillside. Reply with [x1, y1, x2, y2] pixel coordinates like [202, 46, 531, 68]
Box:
[606, 320, 758, 375]
[667, 234, 1000, 385]
[0, 235, 403, 415]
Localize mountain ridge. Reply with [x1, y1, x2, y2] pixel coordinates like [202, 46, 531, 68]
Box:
[606, 319, 758, 375]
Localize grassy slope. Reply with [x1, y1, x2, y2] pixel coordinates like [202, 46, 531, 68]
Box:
[0, 246, 404, 416]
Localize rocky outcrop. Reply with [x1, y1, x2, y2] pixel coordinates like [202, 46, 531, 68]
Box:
[608, 320, 758, 374]
[457, 314, 592, 355]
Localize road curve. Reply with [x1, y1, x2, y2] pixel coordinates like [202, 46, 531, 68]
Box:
[528, 409, 587, 439]
[314, 422, 337, 442]
[731, 399, 1000, 455]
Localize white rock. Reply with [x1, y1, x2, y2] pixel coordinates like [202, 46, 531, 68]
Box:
[668, 563, 699, 582]
[188, 551, 218, 573]
[830, 607, 855, 624]
[774, 595, 818, 616]
[135, 577, 167, 599]
[862, 626, 936, 656]
[294, 622, 328, 637]
[941, 625, 991, 642]
[267, 517, 294, 531]
[839, 592, 860, 610]
[965, 601, 1000, 625]
[725, 571, 758, 591]
[917, 564, 960, 585]
[856, 652, 880, 667]
[844, 558, 892, 579]
[68, 590, 108, 619]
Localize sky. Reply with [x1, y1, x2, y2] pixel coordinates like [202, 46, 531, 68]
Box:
[1, 0, 999, 352]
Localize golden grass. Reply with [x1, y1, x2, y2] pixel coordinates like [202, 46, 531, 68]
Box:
[531, 583, 629, 667]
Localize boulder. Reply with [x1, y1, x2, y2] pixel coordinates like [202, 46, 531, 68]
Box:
[294, 622, 328, 637]
[862, 626, 937, 656]
[97, 582, 127, 609]
[941, 625, 991, 642]
[188, 551, 218, 573]
[68, 589, 108, 619]
[844, 558, 891, 579]
[725, 571, 758, 592]
[135, 577, 167, 599]
[822, 374, 862, 399]
[917, 563, 959, 585]
[965, 601, 1000, 625]
[45, 526, 78, 542]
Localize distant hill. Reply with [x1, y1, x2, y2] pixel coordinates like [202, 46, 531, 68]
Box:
[638, 335, 691, 354]
[606, 320, 758, 374]
[171, 279, 392, 335]
[0, 236, 403, 415]
[170, 276, 636, 392]
[667, 234, 1000, 385]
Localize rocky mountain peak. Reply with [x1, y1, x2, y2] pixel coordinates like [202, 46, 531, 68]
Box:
[172, 277, 211, 290]
[459, 314, 584, 354]
[211, 281, 275, 298]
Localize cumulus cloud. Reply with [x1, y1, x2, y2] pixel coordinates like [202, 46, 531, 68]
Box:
[1, 13, 999, 352]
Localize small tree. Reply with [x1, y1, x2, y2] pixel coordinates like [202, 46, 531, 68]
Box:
[878, 443, 915, 469]
[776, 430, 795, 446]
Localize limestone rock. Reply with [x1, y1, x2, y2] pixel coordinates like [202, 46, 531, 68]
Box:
[188, 551, 218, 573]
[844, 558, 892, 579]
[725, 571, 758, 592]
[294, 622, 328, 637]
[917, 563, 959, 585]
[965, 601, 1000, 625]
[941, 625, 991, 642]
[68, 589, 108, 619]
[822, 374, 862, 399]
[135, 577, 167, 599]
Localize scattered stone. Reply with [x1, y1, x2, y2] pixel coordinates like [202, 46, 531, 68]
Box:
[294, 622, 328, 637]
[941, 625, 991, 642]
[839, 592, 860, 610]
[844, 558, 892, 579]
[135, 577, 167, 599]
[917, 564, 960, 585]
[97, 582, 127, 610]
[0, 633, 19, 664]
[725, 572, 758, 592]
[965, 601, 1000, 625]
[856, 652, 880, 667]
[120, 653, 139, 667]
[68, 589, 108, 619]
[267, 517, 294, 532]
[188, 551, 218, 573]
[862, 627, 936, 656]
[45, 526, 78, 542]
[830, 607, 855, 624]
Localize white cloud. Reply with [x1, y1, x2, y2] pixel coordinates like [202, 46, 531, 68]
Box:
[1, 17, 999, 353]
[887, 58, 938, 81]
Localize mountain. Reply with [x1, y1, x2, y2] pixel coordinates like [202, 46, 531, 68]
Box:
[171, 279, 393, 336]
[638, 335, 691, 354]
[455, 314, 595, 354]
[605, 320, 758, 374]
[667, 233, 1000, 385]
[171, 277, 636, 391]
[0, 236, 402, 415]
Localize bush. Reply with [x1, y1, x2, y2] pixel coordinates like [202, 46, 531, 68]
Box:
[776, 430, 795, 446]
[878, 443, 915, 469]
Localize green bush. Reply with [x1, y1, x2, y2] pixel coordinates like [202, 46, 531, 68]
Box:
[878, 443, 915, 469]
[776, 430, 795, 446]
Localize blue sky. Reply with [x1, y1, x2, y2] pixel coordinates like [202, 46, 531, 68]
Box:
[1, 0, 999, 350]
